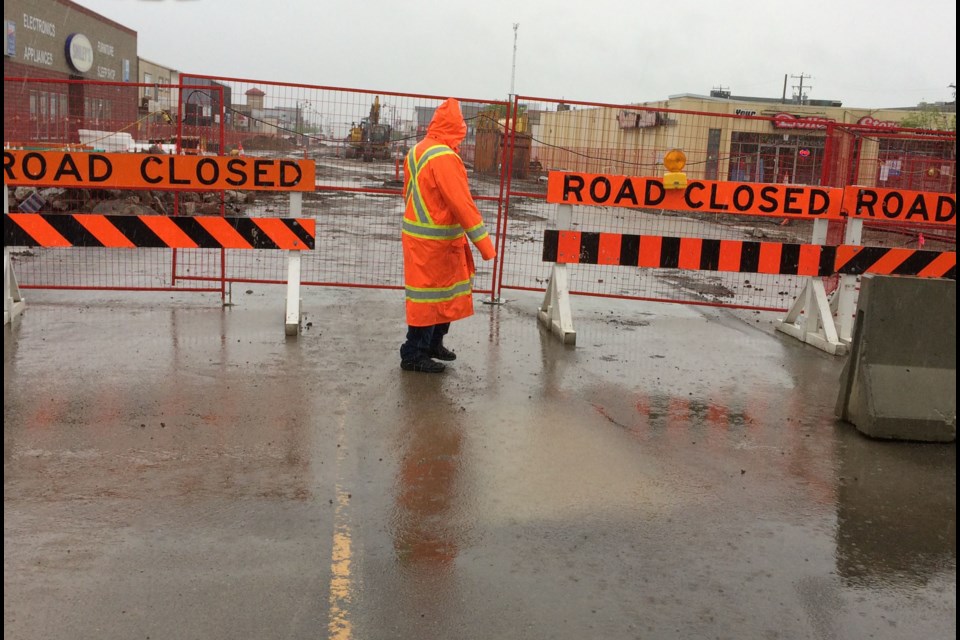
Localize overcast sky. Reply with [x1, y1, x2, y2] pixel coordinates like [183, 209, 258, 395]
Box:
[75, 0, 956, 109]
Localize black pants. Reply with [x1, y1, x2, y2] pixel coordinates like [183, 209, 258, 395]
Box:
[400, 323, 450, 362]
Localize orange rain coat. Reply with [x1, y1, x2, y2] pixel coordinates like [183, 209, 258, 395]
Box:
[402, 98, 496, 327]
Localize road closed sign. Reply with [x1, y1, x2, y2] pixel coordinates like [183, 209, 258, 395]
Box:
[546, 171, 956, 227]
[547, 171, 844, 219]
[841, 186, 955, 225]
[3, 150, 316, 191]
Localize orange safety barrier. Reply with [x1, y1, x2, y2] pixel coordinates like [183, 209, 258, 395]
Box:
[5, 213, 315, 250]
[542, 230, 956, 280]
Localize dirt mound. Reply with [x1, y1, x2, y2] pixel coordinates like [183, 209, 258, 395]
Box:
[240, 135, 298, 151]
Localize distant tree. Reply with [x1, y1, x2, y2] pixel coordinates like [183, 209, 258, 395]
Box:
[899, 102, 956, 131]
[476, 104, 528, 131]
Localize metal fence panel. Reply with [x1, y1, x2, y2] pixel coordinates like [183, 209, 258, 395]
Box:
[4, 77, 954, 313]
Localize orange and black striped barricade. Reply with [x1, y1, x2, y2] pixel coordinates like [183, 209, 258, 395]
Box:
[3, 211, 316, 334]
[779, 188, 955, 354]
[809, 187, 957, 351]
[3, 150, 317, 335]
[541, 225, 955, 348]
[543, 171, 956, 353]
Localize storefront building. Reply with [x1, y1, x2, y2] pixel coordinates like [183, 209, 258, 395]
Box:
[3, 0, 137, 144]
[532, 94, 955, 192]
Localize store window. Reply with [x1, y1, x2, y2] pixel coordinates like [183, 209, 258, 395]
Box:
[29, 90, 69, 140]
[729, 132, 826, 185]
[84, 97, 112, 125]
[705, 128, 721, 180]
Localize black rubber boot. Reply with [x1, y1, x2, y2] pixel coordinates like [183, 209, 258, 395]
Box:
[429, 345, 457, 361]
[400, 358, 446, 373]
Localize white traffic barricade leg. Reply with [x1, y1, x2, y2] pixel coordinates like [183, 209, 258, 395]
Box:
[4, 247, 26, 325]
[538, 263, 576, 344]
[4, 186, 25, 325]
[833, 219, 863, 344]
[775, 218, 847, 355]
[285, 250, 302, 336]
[284, 192, 304, 336]
[538, 204, 576, 344]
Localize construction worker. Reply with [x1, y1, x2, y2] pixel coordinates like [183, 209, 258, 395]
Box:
[399, 98, 496, 373]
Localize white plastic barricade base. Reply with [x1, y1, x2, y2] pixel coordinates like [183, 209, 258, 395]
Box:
[832, 274, 859, 344]
[538, 203, 576, 344]
[284, 191, 304, 336]
[775, 218, 849, 356]
[775, 277, 847, 355]
[4, 248, 26, 325]
[538, 263, 576, 345]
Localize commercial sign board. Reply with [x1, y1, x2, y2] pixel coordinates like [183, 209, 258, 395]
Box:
[5, 1, 135, 79]
[772, 113, 836, 130]
[65, 32, 93, 72]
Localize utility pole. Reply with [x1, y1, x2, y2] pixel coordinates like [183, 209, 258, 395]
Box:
[509, 23, 519, 98]
[791, 73, 812, 104]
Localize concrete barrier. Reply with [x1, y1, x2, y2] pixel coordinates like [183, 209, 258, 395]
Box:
[836, 274, 956, 442]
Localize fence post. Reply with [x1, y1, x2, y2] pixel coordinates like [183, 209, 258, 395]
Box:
[486, 97, 518, 305]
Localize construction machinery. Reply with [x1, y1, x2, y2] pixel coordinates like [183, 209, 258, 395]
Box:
[345, 96, 393, 162]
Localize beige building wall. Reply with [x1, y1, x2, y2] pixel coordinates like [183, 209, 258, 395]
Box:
[3, 0, 136, 81]
[138, 58, 179, 116]
[533, 95, 931, 183]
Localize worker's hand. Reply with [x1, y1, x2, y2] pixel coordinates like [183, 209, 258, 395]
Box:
[480, 246, 496, 261]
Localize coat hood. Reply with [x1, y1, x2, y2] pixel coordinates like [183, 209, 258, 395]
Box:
[425, 98, 467, 150]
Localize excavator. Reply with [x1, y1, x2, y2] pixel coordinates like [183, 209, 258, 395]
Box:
[345, 96, 393, 162]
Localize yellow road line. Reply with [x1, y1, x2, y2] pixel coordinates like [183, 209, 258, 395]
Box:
[327, 485, 353, 640]
[328, 406, 353, 640]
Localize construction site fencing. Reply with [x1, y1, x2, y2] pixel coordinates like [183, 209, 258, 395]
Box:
[4, 76, 510, 298]
[3, 77, 955, 312]
[826, 124, 956, 245]
[499, 95, 955, 310]
[173, 74, 510, 296]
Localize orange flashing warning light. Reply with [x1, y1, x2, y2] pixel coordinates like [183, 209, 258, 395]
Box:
[663, 149, 687, 190]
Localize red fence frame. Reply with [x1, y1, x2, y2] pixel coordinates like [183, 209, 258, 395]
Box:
[4, 77, 955, 312]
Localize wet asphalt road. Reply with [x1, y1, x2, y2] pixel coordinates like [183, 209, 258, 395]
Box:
[3, 286, 956, 640]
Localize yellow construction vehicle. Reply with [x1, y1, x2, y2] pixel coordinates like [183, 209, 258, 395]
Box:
[345, 96, 393, 162]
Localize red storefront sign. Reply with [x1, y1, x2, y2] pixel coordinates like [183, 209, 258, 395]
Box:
[772, 113, 835, 130]
[856, 115, 900, 128]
